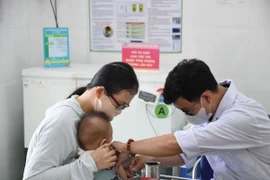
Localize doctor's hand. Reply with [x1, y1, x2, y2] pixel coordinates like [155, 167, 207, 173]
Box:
[111, 141, 129, 166]
[90, 143, 117, 170]
[130, 155, 153, 172]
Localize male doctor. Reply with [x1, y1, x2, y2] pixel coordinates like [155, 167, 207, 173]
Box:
[113, 59, 270, 179]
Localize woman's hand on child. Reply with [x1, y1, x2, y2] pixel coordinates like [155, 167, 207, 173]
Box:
[91, 143, 117, 170]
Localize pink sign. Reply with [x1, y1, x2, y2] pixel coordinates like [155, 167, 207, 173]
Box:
[122, 42, 160, 71]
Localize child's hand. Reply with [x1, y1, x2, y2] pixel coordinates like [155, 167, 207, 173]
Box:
[122, 161, 134, 178]
[115, 165, 127, 180]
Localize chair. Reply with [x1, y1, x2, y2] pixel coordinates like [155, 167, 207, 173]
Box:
[192, 156, 213, 180]
[192, 157, 201, 178]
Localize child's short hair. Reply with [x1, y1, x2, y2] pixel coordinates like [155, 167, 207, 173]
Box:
[77, 111, 110, 147]
[79, 112, 109, 125]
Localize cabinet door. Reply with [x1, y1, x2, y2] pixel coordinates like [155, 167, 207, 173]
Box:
[23, 77, 76, 148]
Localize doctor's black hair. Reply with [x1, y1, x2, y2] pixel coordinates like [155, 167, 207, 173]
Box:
[163, 59, 218, 104]
[67, 62, 139, 98]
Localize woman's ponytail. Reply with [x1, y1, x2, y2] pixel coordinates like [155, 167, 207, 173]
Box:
[67, 86, 87, 98]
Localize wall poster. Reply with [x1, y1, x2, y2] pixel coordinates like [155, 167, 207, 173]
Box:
[89, 0, 182, 53]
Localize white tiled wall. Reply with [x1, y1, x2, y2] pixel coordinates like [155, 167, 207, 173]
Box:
[0, 0, 270, 179]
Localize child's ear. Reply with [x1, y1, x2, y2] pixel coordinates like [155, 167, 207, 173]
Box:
[99, 139, 108, 146]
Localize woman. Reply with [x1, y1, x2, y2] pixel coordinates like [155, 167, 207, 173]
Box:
[23, 62, 139, 180]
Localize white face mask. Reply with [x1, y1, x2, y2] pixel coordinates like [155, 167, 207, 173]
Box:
[185, 97, 212, 125]
[95, 95, 122, 120]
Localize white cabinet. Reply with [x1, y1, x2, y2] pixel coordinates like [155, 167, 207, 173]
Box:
[22, 64, 186, 148]
[23, 78, 76, 147]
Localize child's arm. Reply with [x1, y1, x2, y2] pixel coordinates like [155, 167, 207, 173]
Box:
[116, 165, 127, 180]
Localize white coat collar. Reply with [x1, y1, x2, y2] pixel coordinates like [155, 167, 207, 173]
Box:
[212, 79, 238, 122]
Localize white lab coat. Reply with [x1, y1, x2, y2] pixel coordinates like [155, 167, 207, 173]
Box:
[175, 80, 270, 179]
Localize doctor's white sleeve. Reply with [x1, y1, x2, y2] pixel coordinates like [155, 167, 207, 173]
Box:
[23, 122, 97, 180]
[174, 111, 268, 160]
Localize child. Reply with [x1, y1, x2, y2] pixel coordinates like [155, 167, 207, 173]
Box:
[77, 112, 127, 180]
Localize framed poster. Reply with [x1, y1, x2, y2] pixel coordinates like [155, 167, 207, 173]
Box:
[89, 0, 182, 53]
[43, 28, 70, 67]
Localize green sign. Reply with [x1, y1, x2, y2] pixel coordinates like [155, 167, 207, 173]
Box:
[43, 28, 70, 67]
[155, 104, 169, 118]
